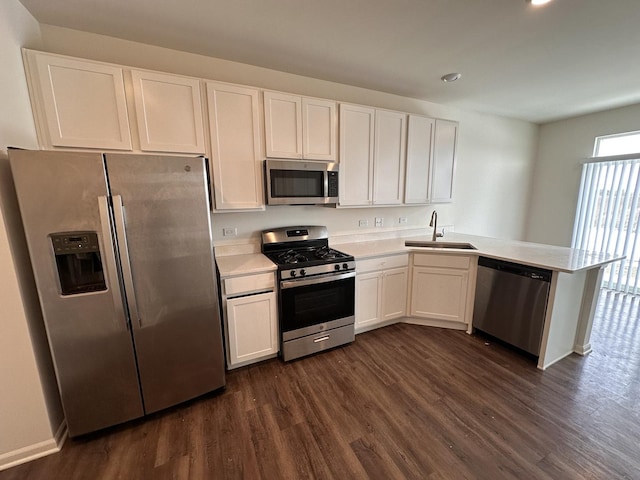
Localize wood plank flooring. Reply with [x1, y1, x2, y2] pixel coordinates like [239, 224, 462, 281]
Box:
[3, 292, 640, 479]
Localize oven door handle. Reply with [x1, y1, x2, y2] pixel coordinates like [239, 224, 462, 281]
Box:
[281, 271, 356, 289]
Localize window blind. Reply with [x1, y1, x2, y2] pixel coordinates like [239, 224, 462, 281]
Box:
[572, 157, 640, 294]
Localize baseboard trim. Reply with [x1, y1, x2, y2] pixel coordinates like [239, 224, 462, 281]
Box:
[355, 318, 400, 335]
[0, 420, 66, 472]
[573, 343, 592, 356]
[54, 420, 68, 450]
[403, 317, 468, 331]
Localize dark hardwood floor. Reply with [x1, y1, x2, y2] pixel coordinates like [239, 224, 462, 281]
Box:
[3, 291, 640, 479]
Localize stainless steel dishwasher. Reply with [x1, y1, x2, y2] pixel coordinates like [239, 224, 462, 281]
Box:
[472, 256, 552, 356]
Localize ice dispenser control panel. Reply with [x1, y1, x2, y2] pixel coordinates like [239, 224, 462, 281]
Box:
[51, 233, 98, 253]
[50, 231, 107, 295]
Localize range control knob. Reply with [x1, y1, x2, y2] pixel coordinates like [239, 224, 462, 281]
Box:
[290, 271, 296, 278]
[342, 263, 349, 270]
[334, 264, 341, 271]
[300, 269, 306, 276]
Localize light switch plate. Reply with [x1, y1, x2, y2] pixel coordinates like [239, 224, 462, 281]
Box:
[223, 227, 237, 237]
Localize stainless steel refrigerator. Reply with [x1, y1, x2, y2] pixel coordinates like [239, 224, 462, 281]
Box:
[9, 149, 225, 437]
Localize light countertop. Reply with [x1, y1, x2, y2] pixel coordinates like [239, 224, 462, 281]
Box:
[215, 231, 624, 277]
[334, 232, 624, 273]
[215, 252, 277, 278]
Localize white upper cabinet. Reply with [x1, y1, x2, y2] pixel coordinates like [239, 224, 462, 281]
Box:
[430, 119, 458, 203]
[339, 104, 406, 206]
[339, 104, 375, 206]
[373, 109, 407, 205]
[206, 81, 264, 210]
[264, 91, 303, 158]
[264, 91, 337, 161]
[302, 97, 337, 161]
[130, 70, 206, 154]
[24, 50, 132, 150]
[405, 114, 434, 204]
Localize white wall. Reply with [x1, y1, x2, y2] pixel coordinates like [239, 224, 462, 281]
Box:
[526, 102, 640, 247]
[0, 0, 64, 471]
[39, 25, 539, 243]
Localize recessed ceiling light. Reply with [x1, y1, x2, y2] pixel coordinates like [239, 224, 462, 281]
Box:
[527, 0, 553, 5]
[441, 73, 462, 83]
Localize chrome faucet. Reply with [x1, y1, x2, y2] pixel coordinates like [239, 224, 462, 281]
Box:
[429, 210, 443, 241]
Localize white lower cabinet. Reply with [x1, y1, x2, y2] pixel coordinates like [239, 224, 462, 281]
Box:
[221, 272, 278, 368]
[355, 254, 408, 333]
[409, 253, 476, 327]
[382, 268, 409, 320]
[226, 292, 278, 366]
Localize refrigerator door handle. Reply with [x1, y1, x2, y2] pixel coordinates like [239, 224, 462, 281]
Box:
[112, 195, 142, 328]
[98, 195, 129, 330]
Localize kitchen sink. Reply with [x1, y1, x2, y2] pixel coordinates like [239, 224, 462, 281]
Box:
[405, 240, 478, 250]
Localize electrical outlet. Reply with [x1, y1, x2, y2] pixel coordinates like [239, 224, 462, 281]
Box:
[358, 219, 369, 227]
[375, 217, 383, 227]
[399, 217, 408, 225]
[223, 227, 237, 237]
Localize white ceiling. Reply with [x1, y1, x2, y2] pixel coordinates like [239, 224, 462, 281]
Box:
[18, 0, 640, 124]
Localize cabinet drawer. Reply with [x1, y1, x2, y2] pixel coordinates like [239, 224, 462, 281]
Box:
[412, 253, 470, 269]
[224, 272, 274, 297]
[358, 254, 408, 273]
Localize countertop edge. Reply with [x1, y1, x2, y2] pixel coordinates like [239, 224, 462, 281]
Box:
[334, 233, 624, 273]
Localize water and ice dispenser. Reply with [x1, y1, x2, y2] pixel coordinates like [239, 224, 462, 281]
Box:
[50, 231, 107, 295]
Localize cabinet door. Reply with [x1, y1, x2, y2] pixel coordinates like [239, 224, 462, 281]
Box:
[27, 50, 132, 150]
[131, 70, 205, 153]
[430, 119, 458, 203]
[207, 82, 264, 210]
[264, 91, 302, 159]
[382, 267, 408, 320]
[373, 109, 406, 205]
[355, 271, 382, 329]
[405, 115, 434, 204]
[410, 266, 468, 322]
[226, 292, 278, 366]
[302, 98, 337, 161]
[339, 104, 375, 206]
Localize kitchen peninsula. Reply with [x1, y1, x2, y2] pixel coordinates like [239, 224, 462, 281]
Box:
[332, 231, 624, 370]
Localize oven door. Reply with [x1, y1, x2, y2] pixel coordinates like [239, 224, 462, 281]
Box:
[280, 272, 355, 340]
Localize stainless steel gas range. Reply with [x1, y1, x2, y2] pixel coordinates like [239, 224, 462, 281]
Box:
[262, 226, 356, 361]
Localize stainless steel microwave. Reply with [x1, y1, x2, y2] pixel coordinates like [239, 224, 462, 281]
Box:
[265, 159, 339, 205]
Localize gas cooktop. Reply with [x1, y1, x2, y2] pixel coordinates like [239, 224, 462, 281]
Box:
[261, 226, 355, 278]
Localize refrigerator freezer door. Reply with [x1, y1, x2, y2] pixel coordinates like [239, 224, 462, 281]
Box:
[105, 154, 225, 413]
[8, 149, 144, 437]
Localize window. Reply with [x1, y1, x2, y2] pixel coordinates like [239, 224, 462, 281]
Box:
[594, 131, 640, 157]
[572, 131, 640, 294]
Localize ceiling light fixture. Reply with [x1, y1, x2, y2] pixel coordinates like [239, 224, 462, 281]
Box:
[527, 0, 553, 5]
[441, 73, 462, 83]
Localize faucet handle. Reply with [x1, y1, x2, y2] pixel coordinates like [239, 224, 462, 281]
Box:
[436, 230, 444, 238]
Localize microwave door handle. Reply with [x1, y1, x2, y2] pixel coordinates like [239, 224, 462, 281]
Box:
[98, 195, 129, 330]
[112, 195, 142, 328]
[324, 171, 329, 197]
